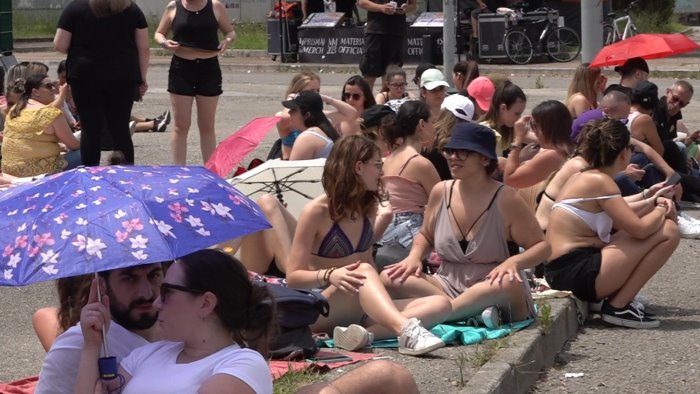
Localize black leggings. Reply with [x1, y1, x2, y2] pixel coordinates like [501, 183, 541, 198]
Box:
[70, 80, 138, 166]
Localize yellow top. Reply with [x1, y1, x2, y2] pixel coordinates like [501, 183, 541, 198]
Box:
[1, 106, 67, 177]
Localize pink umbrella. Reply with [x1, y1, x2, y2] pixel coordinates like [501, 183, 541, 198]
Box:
[590, 33, 700, 68]
[205, 116, 280, 177]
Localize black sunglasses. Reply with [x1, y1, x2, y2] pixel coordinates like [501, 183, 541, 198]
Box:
[343, 92, 362, 101]
[442, 148, 471, 160]
[160, 282, 204, 302]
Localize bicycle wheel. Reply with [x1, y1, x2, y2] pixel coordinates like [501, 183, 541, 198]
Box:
[505, 30, 533, 65]
[546, 27, 581, 62]
[603, 24, 615, 45]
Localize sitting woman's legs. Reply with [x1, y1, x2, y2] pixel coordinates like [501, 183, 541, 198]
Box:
[597, 219, 679, 307]
[239, 194, 297, 274]
[314, 263, 451, 338]
[382, 271, 530, 323]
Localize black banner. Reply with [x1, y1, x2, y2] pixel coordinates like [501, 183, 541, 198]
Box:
[297, 26, 443, 64]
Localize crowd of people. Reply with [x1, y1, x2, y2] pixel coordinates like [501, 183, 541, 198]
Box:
[0, 0, 697, 393]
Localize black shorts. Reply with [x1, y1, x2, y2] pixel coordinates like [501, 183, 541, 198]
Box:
[360, 33, 403, 78]
[544, 247, 602, 302]
[168, 55, 223, 97]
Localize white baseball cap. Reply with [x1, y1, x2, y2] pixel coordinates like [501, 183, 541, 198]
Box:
[441, 94, 475, 121]
[420, 69, 449, 91]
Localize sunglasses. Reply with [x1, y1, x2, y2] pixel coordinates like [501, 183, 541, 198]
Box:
[343, 92, 362, 101]
[442, 148, 471, 160]
[389, 82, 407, 88]
[669, 94, 689, 108]
[160, 282, 204, 302]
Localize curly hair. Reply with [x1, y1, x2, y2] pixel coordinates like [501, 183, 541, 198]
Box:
[322, 135, 382, 222]
[577, 119, 630, 169]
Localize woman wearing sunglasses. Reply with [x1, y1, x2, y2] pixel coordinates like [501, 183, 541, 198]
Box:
[286, 135, 451, 356]
[382, 122, 549, 329]
[1, 74, 81, 178]
[75, 249, 275, 394]
[374, 66, 415, 105]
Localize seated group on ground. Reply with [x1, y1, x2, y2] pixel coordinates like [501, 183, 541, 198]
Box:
[0, 60, 170, 184]
[22, 56, 698, 393]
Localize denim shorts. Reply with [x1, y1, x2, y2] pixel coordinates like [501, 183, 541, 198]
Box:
[379, 212, 423, 248]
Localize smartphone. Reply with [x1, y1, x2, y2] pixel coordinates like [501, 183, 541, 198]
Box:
[641, 163, 654, 172]
[306, 351, 353, 363]
[664, 172, 682, 187]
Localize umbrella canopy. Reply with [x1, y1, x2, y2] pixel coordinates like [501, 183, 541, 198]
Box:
[590, 33, 700, 68]
[0, 166, 270, 286]
[229, 158, 326, 217]
[205, 116, 279, 178]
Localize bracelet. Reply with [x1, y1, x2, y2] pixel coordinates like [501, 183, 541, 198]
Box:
[323, 267, 337, 284]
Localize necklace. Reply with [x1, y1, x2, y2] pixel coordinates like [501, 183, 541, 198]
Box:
[183, 0, 205, 14]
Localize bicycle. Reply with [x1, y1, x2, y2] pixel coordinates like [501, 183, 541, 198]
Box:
[603, 1, 639, 45]
[500, 7, 581, 65]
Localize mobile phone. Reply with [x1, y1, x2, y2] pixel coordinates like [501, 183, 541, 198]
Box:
[664, 172, 682, 187]
[306, 351, 353, 363]
[641, 163, 654, 172]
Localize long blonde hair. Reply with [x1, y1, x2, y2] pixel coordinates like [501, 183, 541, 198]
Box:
[566, 64, 601, 110]
[89, 0, 131, 18]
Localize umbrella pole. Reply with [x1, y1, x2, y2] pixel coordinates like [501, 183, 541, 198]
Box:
[94, 272, 110, 358]
[94, 273, 118, 381]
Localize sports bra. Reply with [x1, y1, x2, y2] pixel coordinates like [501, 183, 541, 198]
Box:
[314, 217, 374, 258]
[552, 194, 619, 243]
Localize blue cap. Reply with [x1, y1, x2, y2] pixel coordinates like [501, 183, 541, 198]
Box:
[444, 122, 497, 160]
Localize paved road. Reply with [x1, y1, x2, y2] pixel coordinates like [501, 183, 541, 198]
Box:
[1, 65, 700, 392]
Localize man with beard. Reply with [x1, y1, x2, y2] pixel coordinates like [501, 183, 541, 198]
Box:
[35, 263, 164, 394]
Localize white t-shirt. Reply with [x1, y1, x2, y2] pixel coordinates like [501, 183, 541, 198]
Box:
[121, 341, 272, 394]
[36, 321, 149, 394]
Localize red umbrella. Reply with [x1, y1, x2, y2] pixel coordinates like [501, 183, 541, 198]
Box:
[205, 116, 280, 177]
[590, 33, 699, 68]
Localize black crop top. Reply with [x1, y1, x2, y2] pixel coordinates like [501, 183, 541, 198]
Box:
[172, 0, 220, 51]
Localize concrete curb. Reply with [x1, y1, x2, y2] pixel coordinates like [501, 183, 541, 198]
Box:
[464, 298, 582, 394]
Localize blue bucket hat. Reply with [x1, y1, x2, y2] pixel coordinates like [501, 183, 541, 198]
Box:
[444, 122, 497, 160]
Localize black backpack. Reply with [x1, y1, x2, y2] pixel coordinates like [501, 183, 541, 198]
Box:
[260, 283, 330, 360]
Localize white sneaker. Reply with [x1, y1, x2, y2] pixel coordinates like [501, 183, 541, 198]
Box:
[398, 318, 445, 356]
[333, 324, 373, 351]
[481, 306, 502, 329]
[677, 212, 700, 239]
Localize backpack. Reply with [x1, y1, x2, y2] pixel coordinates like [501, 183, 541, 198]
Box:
[260, 283, 330, 360]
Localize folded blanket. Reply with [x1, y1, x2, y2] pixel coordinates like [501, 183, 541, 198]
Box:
[320, 319, 534, 349]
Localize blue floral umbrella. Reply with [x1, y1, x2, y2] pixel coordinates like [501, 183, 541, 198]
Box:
[0, 166, 270, 286]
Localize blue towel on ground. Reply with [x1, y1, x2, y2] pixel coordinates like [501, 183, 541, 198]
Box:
[320, 318, 534, 348]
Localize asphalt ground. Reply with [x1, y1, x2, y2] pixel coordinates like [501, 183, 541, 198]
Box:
[1, 50, 700, 392]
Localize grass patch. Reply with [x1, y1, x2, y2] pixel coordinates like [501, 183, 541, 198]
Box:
[466, 337, 511, 368]
[12, 9, 61, 39]
[147, 20, 266, 49]
[536, 299, 553, 335]
[273, 368, 323, 394]
[11, 11, 265, 50]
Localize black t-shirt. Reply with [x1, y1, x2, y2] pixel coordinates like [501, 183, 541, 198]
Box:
[307, 0, 325, 14]
[653, 96, 683, 141]
[58, 0, 147, 83]
[365, 0, 407, 37]
[335, 0, 356, 18]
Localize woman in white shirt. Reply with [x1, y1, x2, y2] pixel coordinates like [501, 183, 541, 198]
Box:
[75, 249, 275, 394]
